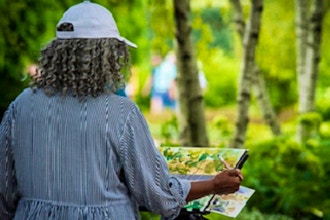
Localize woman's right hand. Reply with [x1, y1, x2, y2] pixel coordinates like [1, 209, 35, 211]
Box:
[186, 169, 243, 202]
[211, 169, 243, 195]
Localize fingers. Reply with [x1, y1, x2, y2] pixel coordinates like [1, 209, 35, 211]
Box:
[227, 169, 244, 181]
[236, 170, 244, 181]
[212, 170, 244, 195]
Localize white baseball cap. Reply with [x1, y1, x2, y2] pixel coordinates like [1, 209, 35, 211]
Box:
[56, 0, 137, 48]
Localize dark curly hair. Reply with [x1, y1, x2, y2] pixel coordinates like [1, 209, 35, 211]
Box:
[31, 36, 130, 99]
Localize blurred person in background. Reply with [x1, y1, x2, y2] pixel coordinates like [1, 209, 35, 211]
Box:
[143, 52, 177, 114]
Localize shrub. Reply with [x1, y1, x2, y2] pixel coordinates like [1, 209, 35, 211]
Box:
[243, 137, 328, 219]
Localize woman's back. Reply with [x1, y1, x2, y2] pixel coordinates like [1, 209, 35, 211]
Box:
[11, 88, 139, 219]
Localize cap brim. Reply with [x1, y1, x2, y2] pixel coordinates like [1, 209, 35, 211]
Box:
[119, 37, 137, 48]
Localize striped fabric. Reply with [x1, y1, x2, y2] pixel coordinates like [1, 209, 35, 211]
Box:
[0, 88, 190, 220]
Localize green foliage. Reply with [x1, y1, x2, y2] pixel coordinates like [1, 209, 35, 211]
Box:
[298, 112, 323, 127]
[298, 112, 323, 143]
[202, 50, 239, 107]
[319, 121, 330, 139]
[139, 211, 160, 220]
[211, 114, 231, 136]
[190, 5, 239, 107]
[147, 0, 174, 56]
[0, 0, 51, 114]
[318, 11, 330, 89]
[243, 137, 329, 219]
[0, 0, 76, 116]
[208, 114, 233, 146]
[160, 116, 179, 144]
[316, 87, 330, 121]
[263, 78, 298, 112]
[108, 0, 149, 64]
[139, 206, 296, 220]
[134, 94, 150, 112]
[193, 6, 234, 54]
[256, 0, 298, 110]
[206, 208, 294, 220]
[310, 140, 330, 217]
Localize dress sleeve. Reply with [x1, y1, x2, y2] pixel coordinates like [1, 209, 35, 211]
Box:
[119, 106, 190, 219]
[0, 103, 20, 220]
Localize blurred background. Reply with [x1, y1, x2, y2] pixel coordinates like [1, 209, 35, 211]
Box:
[1, 0, 330, 219]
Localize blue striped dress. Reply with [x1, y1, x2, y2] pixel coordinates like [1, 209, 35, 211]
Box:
[0, 88, 190, 220]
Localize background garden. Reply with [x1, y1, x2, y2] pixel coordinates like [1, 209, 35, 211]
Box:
[1, 0, 330, 219]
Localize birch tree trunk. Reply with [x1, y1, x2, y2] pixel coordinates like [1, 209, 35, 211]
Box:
[295, 0, 309, 143]
[231, 0, 263, 149]
[230, 0, 281, 136]
[173, 0, 209, 147]
[296, 0, 324, 143]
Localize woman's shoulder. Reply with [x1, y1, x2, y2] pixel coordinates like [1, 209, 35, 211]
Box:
[91, 93, 139, 113]
[12, 88, 35, 103]
[109, 94, 139, 111]
[17, 87, 42, 98]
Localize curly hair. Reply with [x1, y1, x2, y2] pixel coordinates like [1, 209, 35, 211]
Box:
[31, 37, 130, 99]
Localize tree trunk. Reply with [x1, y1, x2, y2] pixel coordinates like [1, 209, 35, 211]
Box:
[230, 0, 281, 136]
[253, 66, 281, 135]
[295, 0, 308, 108]
[173, 0, 209, 147]
[296, 0, 324, 143]
[231, 0, 263, 149]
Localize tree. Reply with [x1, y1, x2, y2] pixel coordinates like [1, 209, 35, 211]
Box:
[295, 0, 324, 143]
[173, 0, 209, 147]
[231, 0, 263, 149]
[229, 0, 281, 138]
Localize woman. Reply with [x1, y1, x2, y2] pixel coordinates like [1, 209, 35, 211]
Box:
[0, 1, 243, 219]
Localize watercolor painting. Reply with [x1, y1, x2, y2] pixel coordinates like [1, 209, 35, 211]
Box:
[158, 146, 254, 217]
[203, 186, 255, 218]
[159, 146, 248, 175]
